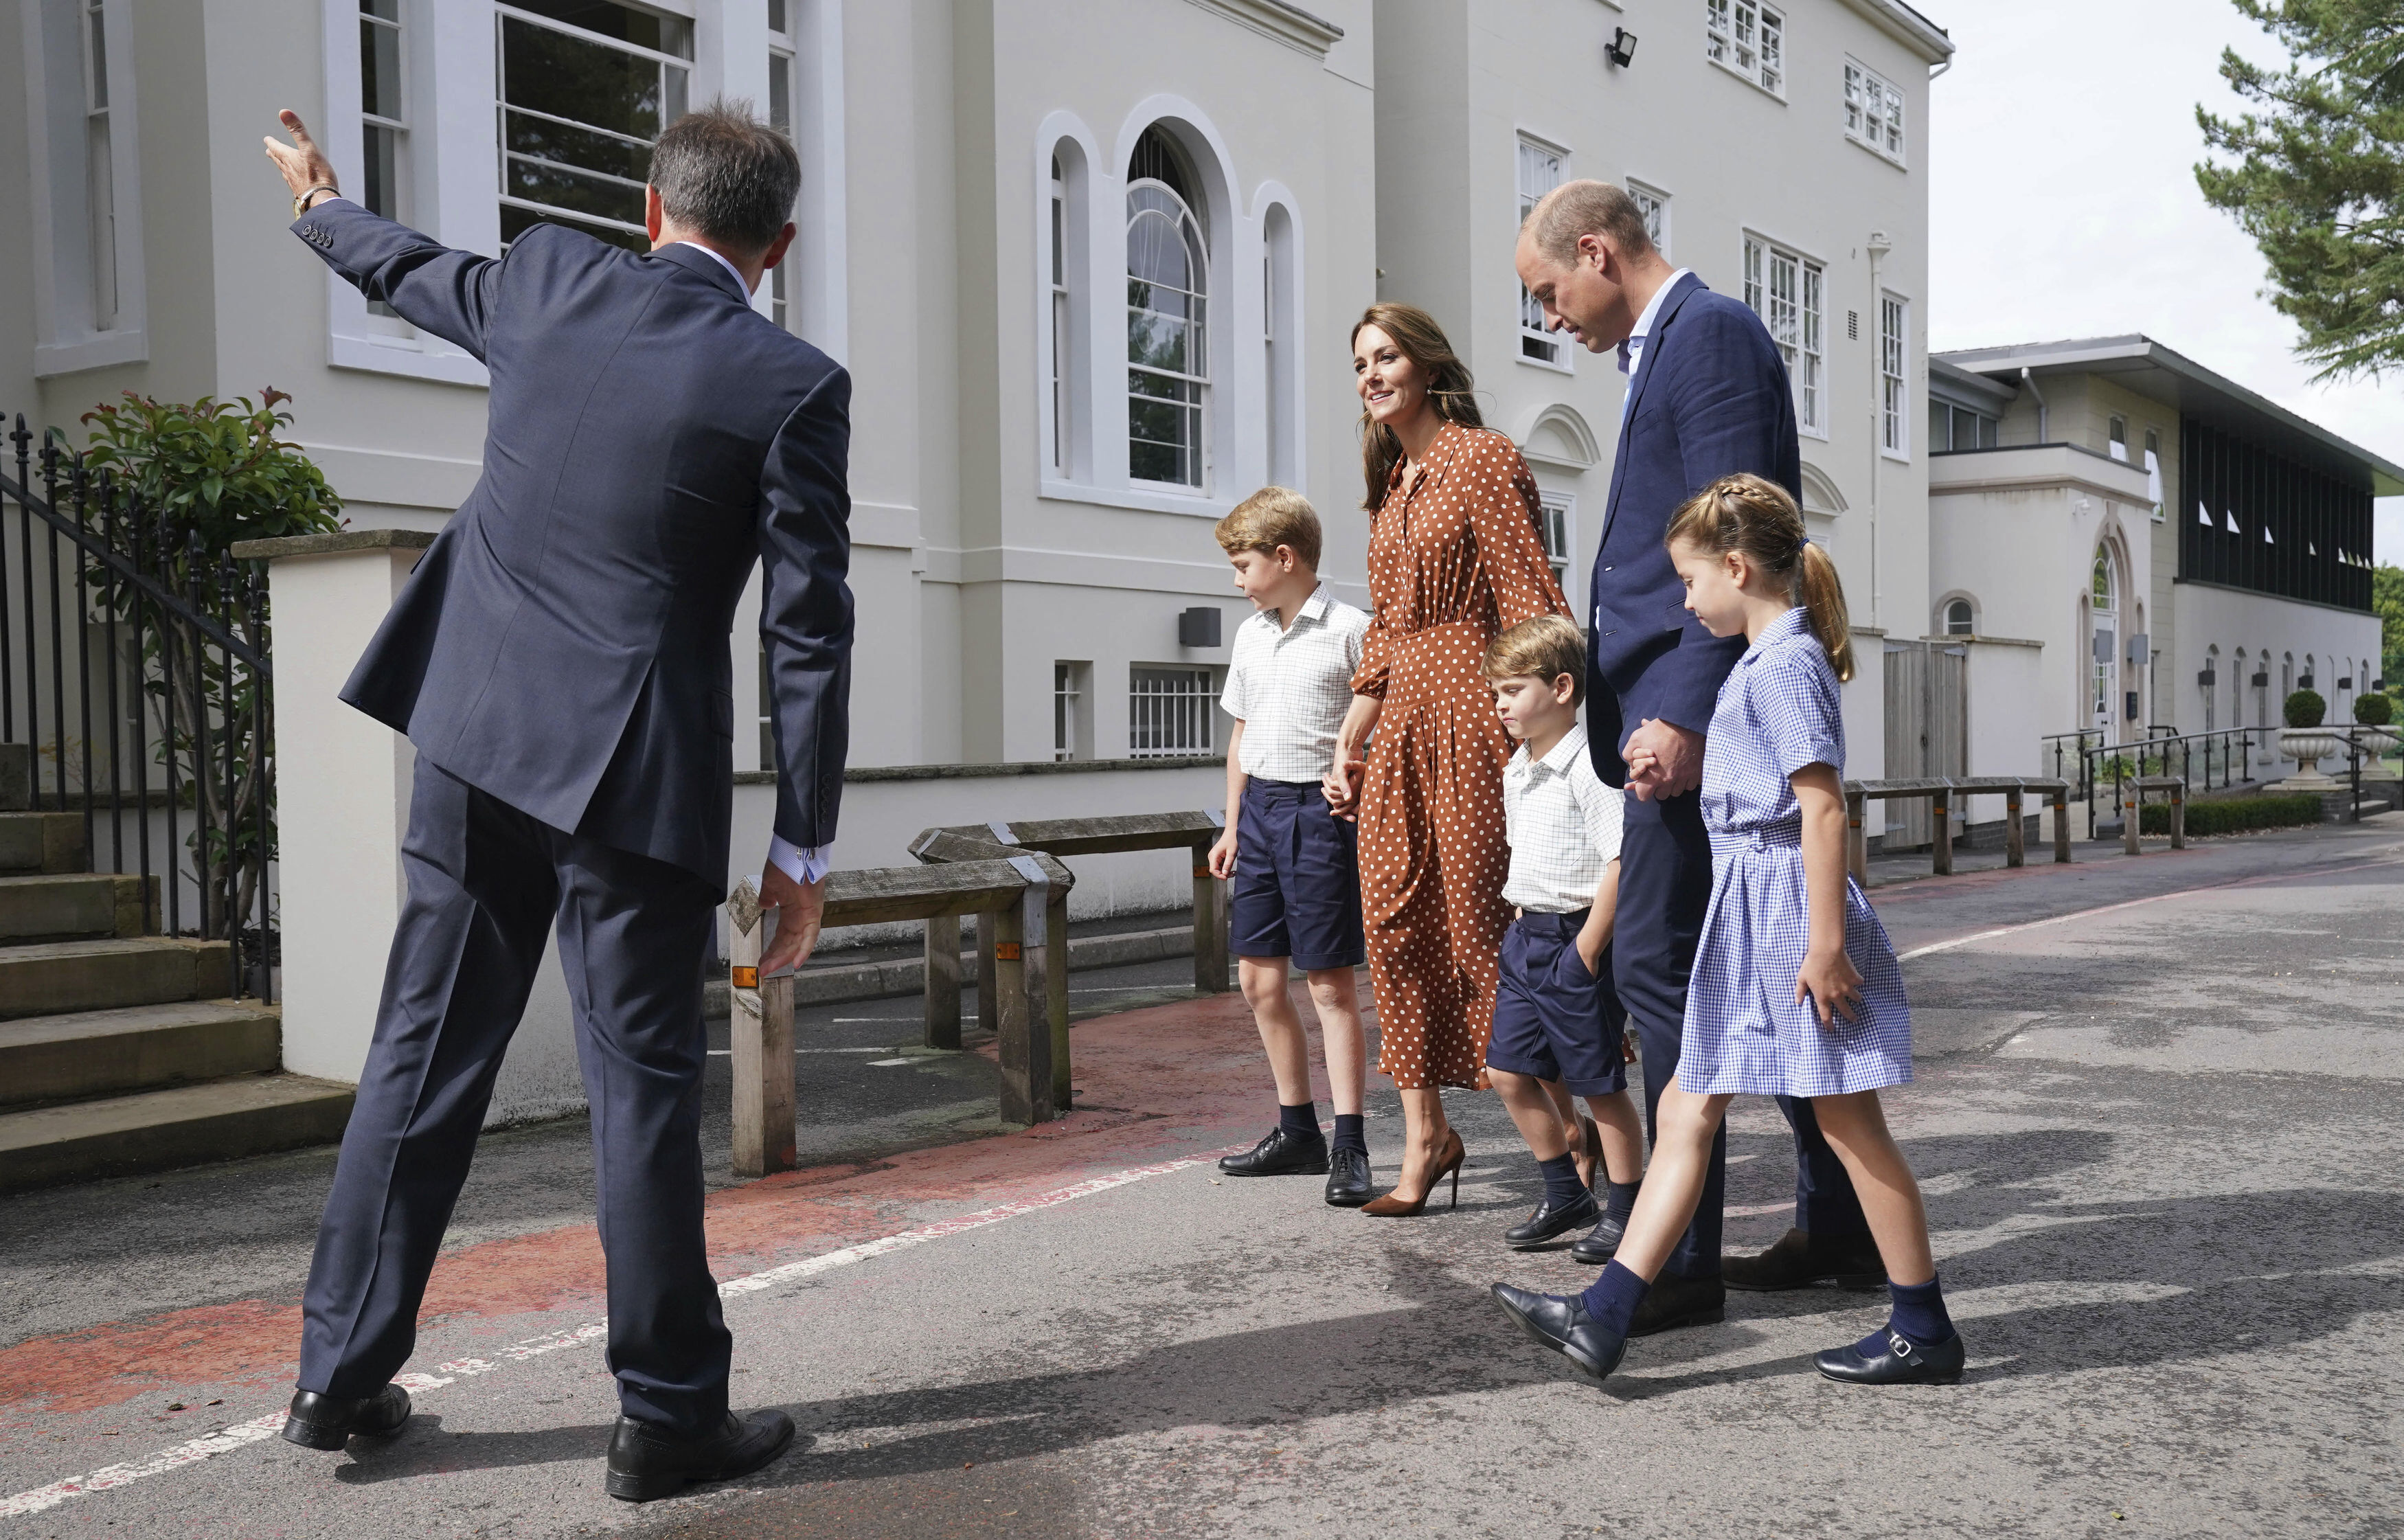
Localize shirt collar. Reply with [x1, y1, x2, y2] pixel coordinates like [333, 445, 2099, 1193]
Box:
[1616, 267, 1694, 374]
[1264, 582, 1332, 633]
[672, 240, 752, 297]
[1530, 721, 1589, 775]
[1741, 605, 1815, 664]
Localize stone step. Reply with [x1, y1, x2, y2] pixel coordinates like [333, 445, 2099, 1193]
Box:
[0, 872, 152, 941]
[0, 743, 27, 813]
[0, 936, 236, 1020]
[0, 1072, 353, 1193]
[0, 811, 85, 874]
[0, 999, 282, 1110]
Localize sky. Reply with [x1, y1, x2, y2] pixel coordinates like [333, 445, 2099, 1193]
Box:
[1924, 0, 2401, 564]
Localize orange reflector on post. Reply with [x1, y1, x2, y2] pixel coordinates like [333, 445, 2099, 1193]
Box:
[731, 966, 758, 989]
[995, 942, 1023, 961]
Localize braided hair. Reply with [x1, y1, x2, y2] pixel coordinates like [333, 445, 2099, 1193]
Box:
[1664, 473, 1855, 681]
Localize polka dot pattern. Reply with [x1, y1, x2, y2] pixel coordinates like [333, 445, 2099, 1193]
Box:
[1348, 422, 1572, 1090]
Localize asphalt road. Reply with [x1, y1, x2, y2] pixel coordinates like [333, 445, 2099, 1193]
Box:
[3, 816, 2399, 1538]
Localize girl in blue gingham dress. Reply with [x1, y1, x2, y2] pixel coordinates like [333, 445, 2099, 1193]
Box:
[1490, 474, 1964, 1394]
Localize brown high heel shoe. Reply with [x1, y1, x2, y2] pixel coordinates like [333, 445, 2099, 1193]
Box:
[1361, 1129, 1465, 1216]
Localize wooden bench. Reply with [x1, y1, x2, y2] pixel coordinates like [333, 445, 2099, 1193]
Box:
[2124, 774, 2186, 853]
[721, 850, 1078, 1175]
[1845, 776, 2072, 882]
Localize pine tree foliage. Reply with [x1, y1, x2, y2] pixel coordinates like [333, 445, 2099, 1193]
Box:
[2196, 1, 2404, 380]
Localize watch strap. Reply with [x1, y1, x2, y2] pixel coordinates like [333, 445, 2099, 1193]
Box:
[294, 185, 341, 218]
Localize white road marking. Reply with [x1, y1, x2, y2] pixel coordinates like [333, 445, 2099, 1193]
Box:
[1, 1146, 1242, 1519]
[865, 1058, 914, 1067]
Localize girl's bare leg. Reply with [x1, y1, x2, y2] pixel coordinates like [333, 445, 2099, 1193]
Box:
[1609, 1080, 1734, 1283]
[1808, 1090, 1935, 1286]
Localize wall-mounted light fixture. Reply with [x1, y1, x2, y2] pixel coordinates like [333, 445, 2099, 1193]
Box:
[1606, 27, 1637, 67]
[1178, 607, 1223, 648]
[2197, 667, 2216, 688]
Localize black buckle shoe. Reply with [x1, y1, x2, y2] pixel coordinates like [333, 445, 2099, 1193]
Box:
[1814, 1329, 1966, 1385]
[1503, 1189, 1600, 1249]
[1324, 1146, 1374, 1207]
[1489, 1282, 1629, 1383]
[280, 1383, 411, 1451]
[1627, 1271, 1725, 1337]
[1723, 1227, 1885, 1292]
[605, 1409, 799, 1503]
[1218, 1126, 1330, 1177]
[1568, 1209, 1628, 1265]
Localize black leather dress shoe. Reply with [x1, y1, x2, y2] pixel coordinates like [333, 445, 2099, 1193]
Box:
[1324, 1146, 1373, 1207]
[280, 1384, 411, 1451]
[1489, 1282, 1628, 1383]
[1503, 1189, 1600, 1249]
[606, 1409, 798, 1503]
[1627, 1271, 1725, 1336]
[1218, 1126, 1330, 1177]
[1815, 1329, 1965, 1385]
[1568, 1209, 1626, 1265]
[1723, 1227, 1885, 1292]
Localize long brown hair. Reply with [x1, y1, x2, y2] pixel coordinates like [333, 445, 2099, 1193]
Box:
[1665, 473, 1855, 682]
[1351, 304, 1482, 510]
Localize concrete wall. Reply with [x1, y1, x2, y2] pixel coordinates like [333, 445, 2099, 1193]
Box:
[2171, 579, 2383, 778]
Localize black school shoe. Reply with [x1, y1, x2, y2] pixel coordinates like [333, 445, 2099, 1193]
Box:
[1218, 1126, 1330, 1177]
[1723, 1226, 1885, 1291]
[606, 1409, 798, 1502]
[280, 1383, 411, 1450]
[1627, 1271, 1725, 1336]
[1489, 1283, 1629, 1383]
[1504, 1189, 1600, 1249]
[1814, 1329, 1966, 1385]
[1568, 1209, 1627, 1264]
[1324, 1146, 1374, 1206]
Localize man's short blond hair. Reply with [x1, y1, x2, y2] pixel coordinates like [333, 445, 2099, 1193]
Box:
[1483, 615, 1587, 705]
[1524, 179, 1656, 268]
[1215, 486, 1322, 568]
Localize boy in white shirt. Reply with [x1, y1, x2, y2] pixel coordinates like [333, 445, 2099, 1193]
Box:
[1205, 488, 1376, 1206]
[1482, 616, 1646, 1259]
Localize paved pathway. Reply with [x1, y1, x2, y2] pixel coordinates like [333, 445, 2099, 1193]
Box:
[3, 817, 2399, 1537]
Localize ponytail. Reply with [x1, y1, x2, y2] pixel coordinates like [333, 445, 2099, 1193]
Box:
[1664, 472, 1855, 682]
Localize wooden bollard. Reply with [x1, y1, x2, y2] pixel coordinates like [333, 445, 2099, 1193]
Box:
[993, 898, 1054, 1125]
[2052, 786, 2072, 864]
[2122, 784, 2141, 856]
[1192, 833, 1229, 994]
[2005, 786, 2026, 868]
[1845, 789, 1869, 884]
[2170, 782, 2186, 850]
[924, 914, 962, 1050]
[1931, 783, 1954, 876]
[725, 879, 796, 1178]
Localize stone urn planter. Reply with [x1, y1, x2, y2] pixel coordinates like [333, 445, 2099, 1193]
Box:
[2276, 728, 2343, 791]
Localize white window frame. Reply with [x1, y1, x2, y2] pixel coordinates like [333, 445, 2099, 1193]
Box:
[1536, 490, 1576, 587]
[1626, 178, 1671, 261]
[1125, 130, 1214, 495]
[1879, 291, 1909, 460]
[767, 3, 795, 331]
[1705, 0, 1786, 100]
[21, 0, 148, 376]
[1516, 134, 1572, 372]
[1743, 233, 1825, 438]
[1841, 57, 1905, 165]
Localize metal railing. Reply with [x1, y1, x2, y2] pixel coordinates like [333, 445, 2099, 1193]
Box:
[0, 416, 274, 1001]
[2043, 727, 2259, 840]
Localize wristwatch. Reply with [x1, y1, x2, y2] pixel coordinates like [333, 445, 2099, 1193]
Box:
[293, 184, 341, 218]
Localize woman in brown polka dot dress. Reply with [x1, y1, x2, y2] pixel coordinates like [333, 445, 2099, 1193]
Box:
[1325, 304, 1571, 1212]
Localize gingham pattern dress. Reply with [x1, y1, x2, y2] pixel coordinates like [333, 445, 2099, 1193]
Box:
[1679, 607, 1912, 1098]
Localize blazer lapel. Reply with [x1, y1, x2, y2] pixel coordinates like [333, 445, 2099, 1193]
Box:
[1600, 272, 1708, 541]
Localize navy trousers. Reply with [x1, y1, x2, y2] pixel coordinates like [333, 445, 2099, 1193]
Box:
[1614, 788, 1870, 1280]
[297, 758, 731, 1433]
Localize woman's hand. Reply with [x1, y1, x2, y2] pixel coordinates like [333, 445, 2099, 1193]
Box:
[1206, 828, 1238, 880]
[1323, 694, 1381, 821]
[1795, 944, 1864, 1030]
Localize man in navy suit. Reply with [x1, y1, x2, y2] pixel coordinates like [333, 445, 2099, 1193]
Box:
[1510, 181, 1878, 1333]
[262, 104, 848, 1499]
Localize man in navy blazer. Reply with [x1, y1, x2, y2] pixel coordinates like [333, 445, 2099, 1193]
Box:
[263, 106, 846, 1499]
[1512, 181, 1877, 1329]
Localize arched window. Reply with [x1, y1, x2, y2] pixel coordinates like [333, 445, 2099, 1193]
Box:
[1262, 201, 1298, 488]
[2089, 549, 2118, 729]
[1126, 126, 1209, 489]
[2203, 644, 2219, 732]
[1942, 598, 1974, 636]
[1043, 138, 1091, 480]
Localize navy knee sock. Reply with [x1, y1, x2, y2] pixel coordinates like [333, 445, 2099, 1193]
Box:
[1536, 1152, 1585, 1208]
[1330, 1113, 1367, 1156]
[1605, 1177, 1641, 1224]
[1278, 1101, 1322, 1142]
[1577, 1260, 1650, 1337]
[1859, 1273, 1954, 1352]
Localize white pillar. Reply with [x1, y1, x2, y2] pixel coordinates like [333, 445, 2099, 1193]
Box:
[236, 530, 433, 1084]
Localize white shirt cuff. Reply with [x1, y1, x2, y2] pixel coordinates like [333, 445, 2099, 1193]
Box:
[766, 835, 830, 884]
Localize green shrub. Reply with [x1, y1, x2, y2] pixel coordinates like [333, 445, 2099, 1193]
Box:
[2284, 689, 2325, 727]
[2357, 693, 2393, 726]
[2140, 792, 2323, 837]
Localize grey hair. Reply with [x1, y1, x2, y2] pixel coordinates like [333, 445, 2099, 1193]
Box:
[648, 100, 800, 255]
[1524, 179, 1655, 267]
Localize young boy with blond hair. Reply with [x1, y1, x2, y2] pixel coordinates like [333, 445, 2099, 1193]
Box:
[1206, 487, 1377, 1206]
[1483, 615, 1647, 1257]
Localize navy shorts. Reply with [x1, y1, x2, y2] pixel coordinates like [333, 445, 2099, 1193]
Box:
[1230, 778, 1366, 972]
[1485, 909, 1629, 1096]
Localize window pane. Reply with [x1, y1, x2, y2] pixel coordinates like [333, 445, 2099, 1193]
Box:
[767, 51, 791, 133]
[506, 154, 645, 226]
[361, 15, 402, 121]
[505, 109, 650, 183]
[502, 17, 670, 144]
[363, 124, 400, 218]
[507, 0, 691, 59]
[767, 0, 787, 32]
[86, 1, 108, 111]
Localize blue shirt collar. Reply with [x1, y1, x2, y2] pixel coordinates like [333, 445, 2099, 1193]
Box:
[1740, 605, 1815, 664]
